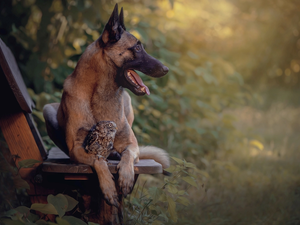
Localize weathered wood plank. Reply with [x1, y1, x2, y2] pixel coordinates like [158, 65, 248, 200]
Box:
[0, 112, 43, 166]
[43, 147, 163, 174]
[24, 113, 47, 160]
[0, 38, 35, 113]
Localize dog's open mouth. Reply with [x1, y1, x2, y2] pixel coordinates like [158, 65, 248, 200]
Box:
[125, 70, 150, 95]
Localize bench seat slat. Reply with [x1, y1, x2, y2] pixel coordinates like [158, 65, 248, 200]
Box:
[43, 147, 163, 174]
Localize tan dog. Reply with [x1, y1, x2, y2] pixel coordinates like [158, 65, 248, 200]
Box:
[54, 4, 169, 207]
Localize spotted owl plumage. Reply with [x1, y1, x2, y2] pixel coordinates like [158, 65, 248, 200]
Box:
[84, 121, 117, 159]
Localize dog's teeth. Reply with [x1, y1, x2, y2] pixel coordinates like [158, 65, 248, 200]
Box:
[141, 87, 145, 92]
[127, 71, 138, 85]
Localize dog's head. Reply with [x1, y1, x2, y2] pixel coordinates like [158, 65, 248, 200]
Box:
[99, 4, 169, 96]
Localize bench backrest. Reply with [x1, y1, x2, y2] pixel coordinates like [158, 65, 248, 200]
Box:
[0, 38, 47, 169]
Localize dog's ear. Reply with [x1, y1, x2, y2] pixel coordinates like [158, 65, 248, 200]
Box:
[101, 4, 124, 45]
[119, 7, 126, 31]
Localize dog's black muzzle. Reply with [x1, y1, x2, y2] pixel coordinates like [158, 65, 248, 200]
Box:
[118, 46, 169, 96]
[124, 48, 169, 78]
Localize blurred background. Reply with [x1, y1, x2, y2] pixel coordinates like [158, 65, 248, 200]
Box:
[1, 0, 300, 224]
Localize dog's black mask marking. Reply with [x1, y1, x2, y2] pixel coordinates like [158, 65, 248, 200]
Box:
[100, 4, 169, 96]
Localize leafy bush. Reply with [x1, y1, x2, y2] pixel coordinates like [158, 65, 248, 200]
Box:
[124, 158, 198, 224]
[0, 0, 246, 160]
[0, 194, 88, 225]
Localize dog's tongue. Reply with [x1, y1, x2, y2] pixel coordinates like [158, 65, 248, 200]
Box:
[129, 70, 150, 95]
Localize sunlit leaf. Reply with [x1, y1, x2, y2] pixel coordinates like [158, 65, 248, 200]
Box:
[181, 176, 197, 187]
[250, 140, 264, 150]
[171, 157, 184, 165]
[56, 217, 70, 225]
[166, 195, 177, 222]
[185, 162, 196, 168]
[31, 203, 58, 215]
[167, 184, 178, 194]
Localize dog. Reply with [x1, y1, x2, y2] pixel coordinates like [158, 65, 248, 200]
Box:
[55, 4, 169, 207]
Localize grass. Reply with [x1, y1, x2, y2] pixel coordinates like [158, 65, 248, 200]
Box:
[177, 101, 300, 224]
[134, 92, 300, 225]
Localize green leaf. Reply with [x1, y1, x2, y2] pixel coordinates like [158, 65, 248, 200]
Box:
[18, 159, 41, 169]
[166, 195, 177, 222]
[35, 220, 49, 225]
[177, 190, 187, 195]
[131, 197, 142, 208]
[164, 165, 175, 173]
[202, 73, 218, 84]
[185, 162, 196, 169]
[31, 203, 58, 215]
[27, 213, 40, 223]
[24, 221, 36, 225]
[0, 218, 24, 225]
[13, 175, 30, 190]
[47, 194, 68, 218]
[148, 187, 162, 204]
[62, 216, 87, 225]
[56, 217, 70, 225]
[181, 176, 197, 187]
[152, 220, 163, 225]
[14, 206, 30, 214]
[64, 195, 79, 212]
[171, 157, 184, 165]
[32, 110, 45, 122]
[0, 209, 21, 220]
[250, 140, 264, 150]
[176, 196, 190, 206]
[167, 184, 178, 194]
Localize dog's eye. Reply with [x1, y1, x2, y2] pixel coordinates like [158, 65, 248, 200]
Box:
[135, 45, 141, 52]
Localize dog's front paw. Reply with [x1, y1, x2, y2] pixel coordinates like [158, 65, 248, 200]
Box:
[95, 159, 120, 207]
[103, 188, 119, 208]
[117, 161, 135, 197]
[100, 177, 119, 208]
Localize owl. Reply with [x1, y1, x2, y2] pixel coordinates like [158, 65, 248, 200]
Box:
[84, 121, 117, 160]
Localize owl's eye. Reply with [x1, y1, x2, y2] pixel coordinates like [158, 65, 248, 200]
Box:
[135, 45, 141, 52]
[108, 123, 112, 127]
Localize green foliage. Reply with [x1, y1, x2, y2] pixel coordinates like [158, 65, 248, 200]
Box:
[18, 159, 41, 170]
[124, 158, 198, 224]
[0, 142, 34, 212]
[0, 194, 85, 225]
[0, 0, 247, 155]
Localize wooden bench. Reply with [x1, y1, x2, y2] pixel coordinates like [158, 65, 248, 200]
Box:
[0, 38, 163, 224]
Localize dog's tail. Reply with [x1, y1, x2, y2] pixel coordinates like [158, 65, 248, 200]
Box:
[139, 146, 170, 169]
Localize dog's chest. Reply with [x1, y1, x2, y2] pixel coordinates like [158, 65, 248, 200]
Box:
[91, 97, 124, 121]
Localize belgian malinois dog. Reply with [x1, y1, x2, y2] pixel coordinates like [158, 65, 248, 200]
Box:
[54, 4, 169, 207]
